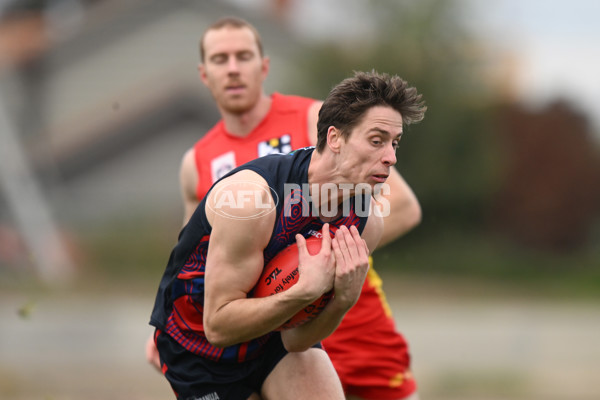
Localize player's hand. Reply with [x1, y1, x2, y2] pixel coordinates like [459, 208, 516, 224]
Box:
[145, 333, 162, 372]
[331, 225, 370, 308]
[294, 223, 335, 301]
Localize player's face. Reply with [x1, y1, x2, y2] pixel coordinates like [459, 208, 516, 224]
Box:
[200, 26, 269, 114]
[335, 106, 402, 188]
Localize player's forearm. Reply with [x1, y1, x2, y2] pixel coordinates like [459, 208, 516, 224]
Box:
[280, 297, 350, 352]
[204, 289, 320, 348]
[377, 191, 421, 248]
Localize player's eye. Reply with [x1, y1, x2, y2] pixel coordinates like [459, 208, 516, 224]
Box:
[211, 54, 227, 64]
[237, 51, 254, 61]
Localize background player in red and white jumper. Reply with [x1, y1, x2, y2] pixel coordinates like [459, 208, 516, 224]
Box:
[146, 17, 423, 400]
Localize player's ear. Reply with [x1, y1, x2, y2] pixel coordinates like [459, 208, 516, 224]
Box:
[327, 126, 342, 153]
[261, 56, 270, 80]
[198, 63, 208, 85]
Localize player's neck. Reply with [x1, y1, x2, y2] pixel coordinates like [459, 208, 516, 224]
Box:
[308, 150, 345, 186]
[307, 151, 352, 218]
[221, 94, 272, 137]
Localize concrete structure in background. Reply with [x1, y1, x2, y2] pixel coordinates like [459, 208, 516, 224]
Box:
[0, 91, 75, 284]
[0, 0, 304, 280]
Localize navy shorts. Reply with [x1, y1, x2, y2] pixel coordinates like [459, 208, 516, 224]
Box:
[155, 330, 320, 400]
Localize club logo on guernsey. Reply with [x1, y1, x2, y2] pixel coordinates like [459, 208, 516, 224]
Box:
[258, 134, 292, 157]
[210, 151, 236, 182]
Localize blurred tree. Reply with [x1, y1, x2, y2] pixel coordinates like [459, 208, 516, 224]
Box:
[492, 100, 600, 252]
[288, 0, 501, 235]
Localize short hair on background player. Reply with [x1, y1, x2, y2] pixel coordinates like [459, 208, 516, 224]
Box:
[316, 70, 427, 152]
[199, 16, 265, 62]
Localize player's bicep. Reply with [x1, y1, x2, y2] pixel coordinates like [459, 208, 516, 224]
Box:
[180, 148, 200, 225]
[380, 167, 420, 224]
[203, 172, 276, 308]
[204, 219, 266, 305]
[361, 204, 384, 253]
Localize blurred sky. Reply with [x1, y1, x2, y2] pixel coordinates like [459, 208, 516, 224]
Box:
[466, 0, 600, 133]
[227, 0, 600, 134]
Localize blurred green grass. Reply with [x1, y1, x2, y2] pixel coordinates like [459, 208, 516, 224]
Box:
[4, 215, 597, 301]
[62, 216, 600, 301]
[375, 227, 600, 300]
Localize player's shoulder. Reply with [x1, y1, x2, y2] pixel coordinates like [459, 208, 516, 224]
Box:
[180, 146, 196, 167]
[272, 92, 318, 109]
[206, 169, 275, 220]
[208, 168, 270, 202]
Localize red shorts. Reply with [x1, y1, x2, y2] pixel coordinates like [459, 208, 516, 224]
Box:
[322, 264, 417, 400]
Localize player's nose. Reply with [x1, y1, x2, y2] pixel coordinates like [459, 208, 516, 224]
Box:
[227, 57, 240, 73]
[382, 143, 397, 166]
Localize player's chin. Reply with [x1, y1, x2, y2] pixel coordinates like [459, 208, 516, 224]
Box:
[222, 98, 252, 114]
[360, 178, 380, 192]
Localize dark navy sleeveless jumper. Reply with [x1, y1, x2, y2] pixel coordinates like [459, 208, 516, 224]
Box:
[150, 147, 370, 363]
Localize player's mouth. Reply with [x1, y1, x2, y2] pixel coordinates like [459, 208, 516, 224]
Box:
[225, 83, 246, 95]
[371, 174, 388, 183]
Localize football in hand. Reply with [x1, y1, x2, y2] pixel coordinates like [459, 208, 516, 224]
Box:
[252, 236, 333, 330]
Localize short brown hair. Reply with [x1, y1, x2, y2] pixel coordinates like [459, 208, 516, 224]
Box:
[199, 16, 264, 62]
[316, 71, 426, 152]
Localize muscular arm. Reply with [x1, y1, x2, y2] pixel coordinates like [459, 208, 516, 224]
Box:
[203, 171, 336, 348]
[179, 148, 201, 226]
[376, 167, 421, 248]
[281, 209, 383, 352]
